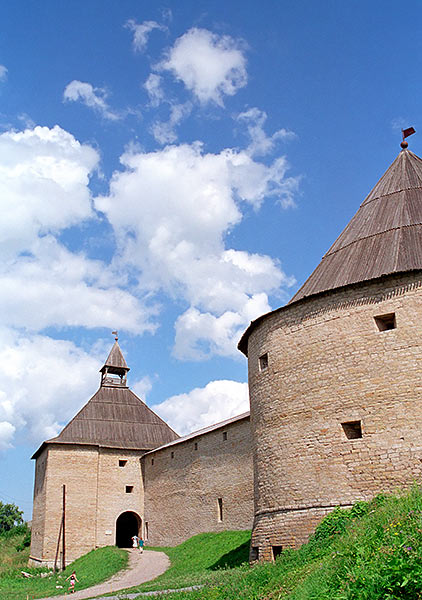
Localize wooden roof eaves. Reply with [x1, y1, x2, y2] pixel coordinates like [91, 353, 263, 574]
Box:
[142, 411, 250, 456]
[237, 269, 422, 356]
[31, 439, 151, 460]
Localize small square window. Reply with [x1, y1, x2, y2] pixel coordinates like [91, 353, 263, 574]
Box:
[119, 460, 127, 467]
[341, 421, 362, 440]
[125, 485, 134, 493]
[171, 451, 174, 459]
[222, 431, 227, 441]
[194, 442, 198, 450]
[374, 313, 396, 331]
[259, 353, 269, 371]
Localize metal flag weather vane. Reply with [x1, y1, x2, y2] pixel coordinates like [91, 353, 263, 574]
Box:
[112, 330, 118, 341]
[401, 127, 415, 149]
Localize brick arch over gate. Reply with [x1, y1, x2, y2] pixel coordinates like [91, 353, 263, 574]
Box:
[115, 511, 142, 548]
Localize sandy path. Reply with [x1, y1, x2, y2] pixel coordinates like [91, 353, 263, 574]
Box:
[39, 549, 170, 600]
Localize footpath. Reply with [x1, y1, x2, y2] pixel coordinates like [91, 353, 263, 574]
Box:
[39, 549, 171, 600]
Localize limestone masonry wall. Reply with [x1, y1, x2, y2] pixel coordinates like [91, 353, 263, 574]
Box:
[95, 448, 145, 548]
[142, 416, 253, 547]
[247, 273, 422, 560]
[30, 448, 48, 563]
[30, 444, 145, 566]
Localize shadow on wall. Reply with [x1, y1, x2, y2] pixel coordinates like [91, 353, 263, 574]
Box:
[209, 539, 251, 570]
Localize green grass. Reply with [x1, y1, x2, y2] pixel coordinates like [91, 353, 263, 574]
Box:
[0, 526, 31, 578]
[117, 486, 422, 600]
[0, 542, 128, 600]
[111, 529, 252, 597]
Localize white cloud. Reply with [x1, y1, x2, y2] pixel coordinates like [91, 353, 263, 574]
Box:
[63, 80, 120, 120]
[0, 65, 7, 81]
[151, 102, 192, 144]
[0, 124, 154, 334]
[237, 108, 296, 157]
[126, 19, 167, 52]
[174, 293, 271, 360]
[0, 422, 15, 450]
[159, 28, 247, 105]
[0, 329, 101, 448]
[144, 73, 165, 107]
[153, 380, 249, 436]
[0, 125, 98, 256]
[132, 376, 153, 401]
[95, 142, 297, 358]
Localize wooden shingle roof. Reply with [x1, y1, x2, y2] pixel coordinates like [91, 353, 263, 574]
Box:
[46, 386, 178, 449]
[290, 148, 422, 303]
[101, 340, 129, 372]
[238, 146, 422, 356]
[32, 344, 179, 458]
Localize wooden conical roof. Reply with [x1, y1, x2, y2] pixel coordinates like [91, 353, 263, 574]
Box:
[101, 340, 129, 373]
[290, 148, 422, 303]
[238, 145, 422, 356]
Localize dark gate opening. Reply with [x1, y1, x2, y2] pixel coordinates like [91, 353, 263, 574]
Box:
[115, 511, 141, 548]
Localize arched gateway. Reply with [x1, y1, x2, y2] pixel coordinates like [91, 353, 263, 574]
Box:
[116, 511, 142, 548]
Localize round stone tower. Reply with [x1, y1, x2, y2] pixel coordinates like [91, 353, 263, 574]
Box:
[239, 141, 422, 561]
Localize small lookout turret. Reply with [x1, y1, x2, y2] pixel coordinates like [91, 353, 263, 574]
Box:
[100, 332, 129, 387]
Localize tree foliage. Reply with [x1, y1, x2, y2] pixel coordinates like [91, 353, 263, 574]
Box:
[0, 501, 24, 533]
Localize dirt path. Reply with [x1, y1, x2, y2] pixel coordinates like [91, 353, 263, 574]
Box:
[39, 549, 170, 600]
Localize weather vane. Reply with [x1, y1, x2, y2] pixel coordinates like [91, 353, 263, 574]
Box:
[112, 330, 118, 341]
[401, 126, 415, 149]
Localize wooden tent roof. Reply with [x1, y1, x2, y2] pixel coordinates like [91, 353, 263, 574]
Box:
[290, 148, 422, 303]
[32, 344, 179, 458]
[238, 146, 422, 355]
[101, 340, 129, 372]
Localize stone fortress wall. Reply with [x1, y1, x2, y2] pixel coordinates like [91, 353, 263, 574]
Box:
[30, 445, 145, 566]
[247, 272, 422, 560]
[142, 414, 254, 547]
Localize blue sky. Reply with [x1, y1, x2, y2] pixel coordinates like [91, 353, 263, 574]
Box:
[1, 0, 421, 518]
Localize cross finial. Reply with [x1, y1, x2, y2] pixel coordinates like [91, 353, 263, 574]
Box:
[112, 330, 118, 341]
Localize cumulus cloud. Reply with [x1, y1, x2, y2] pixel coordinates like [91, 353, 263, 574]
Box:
[174, 292, 271, 359]
[0, 422, 15, 450]
[237, 108, 296, 157]
[150, 102, 192, 144]
[0, 124, 154, 333]
[95, 142, 297, 357]
[152, 380, 249, 435]
[159, 28, 247, 105]
[132, 376, 153, 401]
[0, 329, 101, 448]
[0, 125, 98, 255]
[0, 65, 7, 81]
[63, 80, 120, 120]
[126, 19, 167, 52]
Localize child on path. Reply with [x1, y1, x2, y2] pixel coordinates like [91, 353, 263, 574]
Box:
[138, 537, 145, 553]
[66, 571, 79, 594]
[131, 534, 139, 548]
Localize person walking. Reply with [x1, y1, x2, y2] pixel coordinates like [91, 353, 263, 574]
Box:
[66, 571, 79, 594]
[131, 534, 139, 549]
[138, 537, 145, 553]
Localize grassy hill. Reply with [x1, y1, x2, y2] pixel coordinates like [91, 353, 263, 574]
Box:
[4, 487, 422, 600]
[0, 531, 127, 600]
[118, 486, 422, 600]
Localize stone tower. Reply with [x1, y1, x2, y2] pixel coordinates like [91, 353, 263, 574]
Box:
[30, 339, 178, 567]
[239, 142, 422, 561]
